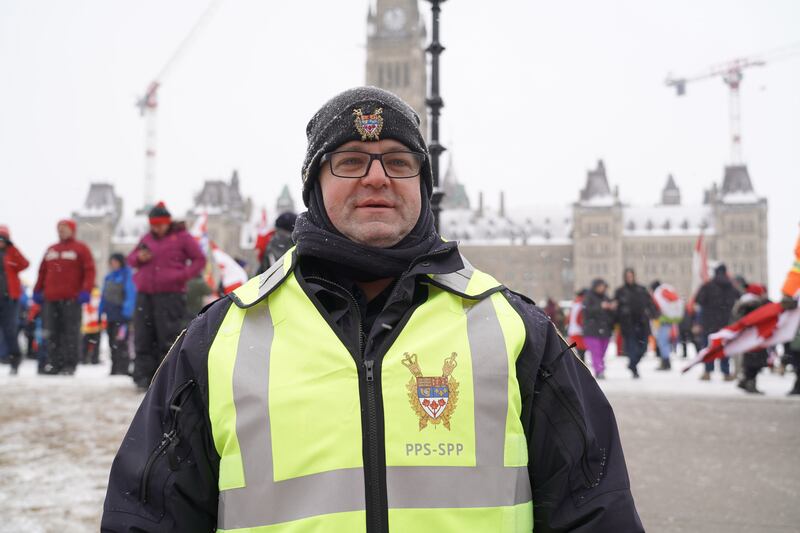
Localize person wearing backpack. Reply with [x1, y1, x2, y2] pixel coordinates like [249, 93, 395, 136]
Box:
[99, 253, 137, 375]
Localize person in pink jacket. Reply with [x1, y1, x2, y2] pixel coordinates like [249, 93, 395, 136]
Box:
[127, 202, 206, 390]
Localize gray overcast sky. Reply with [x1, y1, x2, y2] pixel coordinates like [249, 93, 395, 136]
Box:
[1, 0, 798, 296]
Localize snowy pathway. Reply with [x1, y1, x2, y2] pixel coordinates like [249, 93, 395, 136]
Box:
[0, 362, 142, 533]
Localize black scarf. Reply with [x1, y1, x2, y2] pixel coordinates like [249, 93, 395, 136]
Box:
[293, 182, 442, 281]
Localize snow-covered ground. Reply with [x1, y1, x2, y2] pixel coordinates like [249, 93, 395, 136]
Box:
[597, 345, 799, 398]
[0, 358, 143, 533]
[0, 346, 797, 532]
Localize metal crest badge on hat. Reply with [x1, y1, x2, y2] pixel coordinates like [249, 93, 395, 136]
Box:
[353, 108, 384, 141]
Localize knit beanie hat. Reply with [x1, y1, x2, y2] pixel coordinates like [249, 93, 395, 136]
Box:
[148, 202, 172, 226]
[301, 86, 431, 206]
[275, 212, 297, 232]
[109, 252, 126, 266]
[57, 219, 77, 234]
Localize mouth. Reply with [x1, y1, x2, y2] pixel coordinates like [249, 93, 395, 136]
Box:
[356, 199, 394, 209]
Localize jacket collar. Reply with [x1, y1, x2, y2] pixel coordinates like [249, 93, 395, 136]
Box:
[229, 243, 504, 309]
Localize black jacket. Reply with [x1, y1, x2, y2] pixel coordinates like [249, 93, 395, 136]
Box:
[582, 290, 615, 338]
[695, 274, 741, 334]
[102, 246, 643, 532]
[614, 283, 656, 339]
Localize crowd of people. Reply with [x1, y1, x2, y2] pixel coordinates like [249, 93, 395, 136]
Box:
[2, 209, 799, 396]
[553, 262, 800, 395]
[0, 203, 298, 390]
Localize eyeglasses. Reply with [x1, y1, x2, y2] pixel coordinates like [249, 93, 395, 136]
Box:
[320, 150, 425, 179]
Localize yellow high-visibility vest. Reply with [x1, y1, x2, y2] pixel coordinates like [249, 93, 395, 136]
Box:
[208, 251, 533, 532]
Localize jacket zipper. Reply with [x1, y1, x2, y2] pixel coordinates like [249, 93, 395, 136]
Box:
[538, 368, 604, 488]
[363, 357, 384, 533]
[139, 380, 197, 503]
[304, 254, 451, 533]
[306, 276, 383, 530]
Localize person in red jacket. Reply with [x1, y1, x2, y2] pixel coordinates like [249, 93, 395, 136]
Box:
[127, 202, 206, 390]
[0, 225, 30, 375]
[33, 219, 96, 375]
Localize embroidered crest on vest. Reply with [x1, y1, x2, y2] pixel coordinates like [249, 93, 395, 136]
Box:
[402, 352, 459, 431]
[353, 108, 383, 141]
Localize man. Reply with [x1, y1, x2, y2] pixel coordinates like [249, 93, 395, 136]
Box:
[34, 219, 95, 375]
[730, 284, 770, 394]
[103, 87, 642, 532]
[695, 263, 740, 381]
[99, 253, 137, 375]
[260, 211, 297, 271]
[614, 268, 657, 378]
[127, 202, 206, 390]
[0, 225, 29, 375]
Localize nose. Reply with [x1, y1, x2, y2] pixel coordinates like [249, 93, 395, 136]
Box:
[360, 157, 390, 187]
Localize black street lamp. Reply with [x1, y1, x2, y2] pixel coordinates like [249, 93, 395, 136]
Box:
[426, 0, 446, 232]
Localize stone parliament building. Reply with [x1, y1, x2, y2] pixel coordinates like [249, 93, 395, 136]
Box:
[73, 0, 768, 301]
[440, 161, 768, 302]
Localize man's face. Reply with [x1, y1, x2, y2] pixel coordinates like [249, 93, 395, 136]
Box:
[151, 223, 170, 237]
[594, 283, 607, 295]
[624, 270, 635, 285]
[57, 223, 73, 241]
[319, 139, 422, 248]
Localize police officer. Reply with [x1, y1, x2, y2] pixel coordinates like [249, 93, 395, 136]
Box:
[103, 87, 643, 532]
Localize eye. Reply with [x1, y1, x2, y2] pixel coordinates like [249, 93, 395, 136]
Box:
[386, 157, 411, 168]
[332, 152, 369, 169]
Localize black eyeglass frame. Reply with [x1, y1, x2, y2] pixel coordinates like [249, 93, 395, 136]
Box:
[319, 150, 426, 179]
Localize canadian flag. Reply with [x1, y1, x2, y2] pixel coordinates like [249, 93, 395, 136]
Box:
[211, 242, 249, 294]
[683, 293, 800, 373]
[653, 283, 684, 321]
[254, 207, 274, 262]
[567, 298, 584, 337]
[189, 212, 211, 255]
[190, 212, 249, 294]
[690, 233, 709, 300]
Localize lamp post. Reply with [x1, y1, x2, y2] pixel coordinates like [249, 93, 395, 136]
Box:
[426, 0, 446, 232]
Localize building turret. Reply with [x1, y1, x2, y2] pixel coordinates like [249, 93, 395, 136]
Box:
[440, 152, 470, 210]
[579, 160, 613, 204]
[661, 174, 681, 205]
[276, 185, 296, 215]
[721, 164, 754, 196]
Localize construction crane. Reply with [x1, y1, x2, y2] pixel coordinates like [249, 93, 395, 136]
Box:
[665, 42, 800, 165]
[136, 0, 222, 210]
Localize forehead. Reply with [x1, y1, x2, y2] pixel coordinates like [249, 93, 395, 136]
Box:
[335, 139, 410, 152]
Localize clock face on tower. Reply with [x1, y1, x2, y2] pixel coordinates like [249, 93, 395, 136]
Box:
[383, 7, 406, 32]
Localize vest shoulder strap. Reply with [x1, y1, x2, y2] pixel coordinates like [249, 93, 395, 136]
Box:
[230, 250, 505, 307]
[229, 248, 296, 309]
[428, 253, 505, 300]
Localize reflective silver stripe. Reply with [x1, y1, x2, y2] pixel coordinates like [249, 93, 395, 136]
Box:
[386, 296, 532, 508]
[430, 254, 475, 294]
[217, 302, 365, 530]
[257, 255, 287, 299]
[386, 466, 530, 508]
